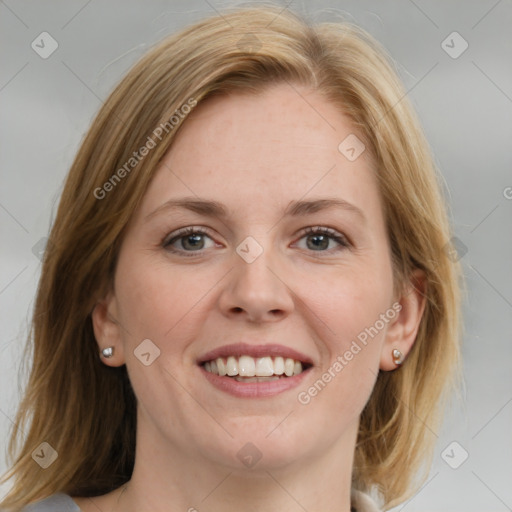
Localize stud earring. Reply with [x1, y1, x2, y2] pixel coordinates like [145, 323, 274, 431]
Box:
[101, 346, 114, 358]
[392, 348, 404, 366]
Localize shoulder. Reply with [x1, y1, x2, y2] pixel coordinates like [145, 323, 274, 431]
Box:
[13, 490, 379, 512]
[351, 489, 382, 512]
[19, 493, 80, 512]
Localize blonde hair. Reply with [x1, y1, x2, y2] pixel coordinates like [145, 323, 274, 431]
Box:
[0, 5, 462, 510]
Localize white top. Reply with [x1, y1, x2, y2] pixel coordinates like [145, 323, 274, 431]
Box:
[19, 493, 79, 511]
[18, 489, 381, 511]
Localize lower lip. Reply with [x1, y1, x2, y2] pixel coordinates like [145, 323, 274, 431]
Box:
[200, 366, 311, 398]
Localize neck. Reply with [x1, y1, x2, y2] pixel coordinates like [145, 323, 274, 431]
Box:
[115, 415, 358, 512]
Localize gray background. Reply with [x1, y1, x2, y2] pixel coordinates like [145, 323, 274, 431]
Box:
[1, 1, 511, 510]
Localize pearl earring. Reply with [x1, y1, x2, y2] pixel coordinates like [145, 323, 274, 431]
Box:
[101, 346, 114, 358]
[392, 348, 404, 366]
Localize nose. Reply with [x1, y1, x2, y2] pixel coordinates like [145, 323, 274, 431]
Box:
[218, 243, 295, 323]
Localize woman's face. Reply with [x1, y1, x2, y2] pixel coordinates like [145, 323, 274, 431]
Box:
[95, 83, 418, 472]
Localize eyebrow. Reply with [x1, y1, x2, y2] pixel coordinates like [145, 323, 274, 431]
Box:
[145, 197, 366, 223]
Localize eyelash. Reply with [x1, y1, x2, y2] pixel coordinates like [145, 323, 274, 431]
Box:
[162, 226, 351, 257]
[301, 226, 350, 246]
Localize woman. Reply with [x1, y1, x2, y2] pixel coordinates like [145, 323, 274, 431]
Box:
[0, 5, 462, 512]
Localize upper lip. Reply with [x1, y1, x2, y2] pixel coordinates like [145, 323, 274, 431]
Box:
[197, 342, 314, 365]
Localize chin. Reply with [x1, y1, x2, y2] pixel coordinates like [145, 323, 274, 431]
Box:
[202, 414, 319, 472]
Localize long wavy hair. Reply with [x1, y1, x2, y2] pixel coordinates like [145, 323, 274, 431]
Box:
[0, 5, 462, 510]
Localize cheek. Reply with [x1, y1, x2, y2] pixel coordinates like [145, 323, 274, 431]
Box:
[114, 253, 221, 349]
[293, 264, 393, 413]
[302, 263, 394, 349]
[112, 255, 216, 417]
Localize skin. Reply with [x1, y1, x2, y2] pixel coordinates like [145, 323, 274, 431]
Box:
[75, 83, 425, 512]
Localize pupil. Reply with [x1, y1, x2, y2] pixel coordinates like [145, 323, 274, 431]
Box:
[307, 234, 328, 251]
[183, 234, 204, 250]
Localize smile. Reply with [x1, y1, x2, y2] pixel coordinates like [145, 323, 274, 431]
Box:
[197, 343, 313, 398]
[203, 355, 308, 381]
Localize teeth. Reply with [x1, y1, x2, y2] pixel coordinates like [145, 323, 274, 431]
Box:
[203, 355, 307, 378]
[255, 356, 274, 376]
[238, 355, 256, 377]
[217, 358, 227, 376]
[233, 376, 280, 382]
[274, 356, 284, 375]
[226, 356, 238, 376]
[284, 358, 294, 376]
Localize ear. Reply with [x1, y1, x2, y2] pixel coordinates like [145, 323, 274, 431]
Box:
[380, 269, 427, 371]
[92, 291, 126, 367]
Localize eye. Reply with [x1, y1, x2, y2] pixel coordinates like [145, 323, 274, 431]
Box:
[295, 226, 350, 253]
[163, 227, 216, 255]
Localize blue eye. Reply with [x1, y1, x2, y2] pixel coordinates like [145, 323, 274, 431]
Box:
[296, 227, 350, 252]
[163, 226, 350, 257]
[163, 227, 215, 255]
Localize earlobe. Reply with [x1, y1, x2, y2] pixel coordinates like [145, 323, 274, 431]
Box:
[91, 294, 125, 367]
[380, 269, 427, 371]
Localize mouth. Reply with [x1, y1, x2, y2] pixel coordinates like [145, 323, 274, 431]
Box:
[197, 344, 313, 398]
[202, 355, 312, 381]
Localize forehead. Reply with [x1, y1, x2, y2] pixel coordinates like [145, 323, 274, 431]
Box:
[139, 83, 383, 222]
